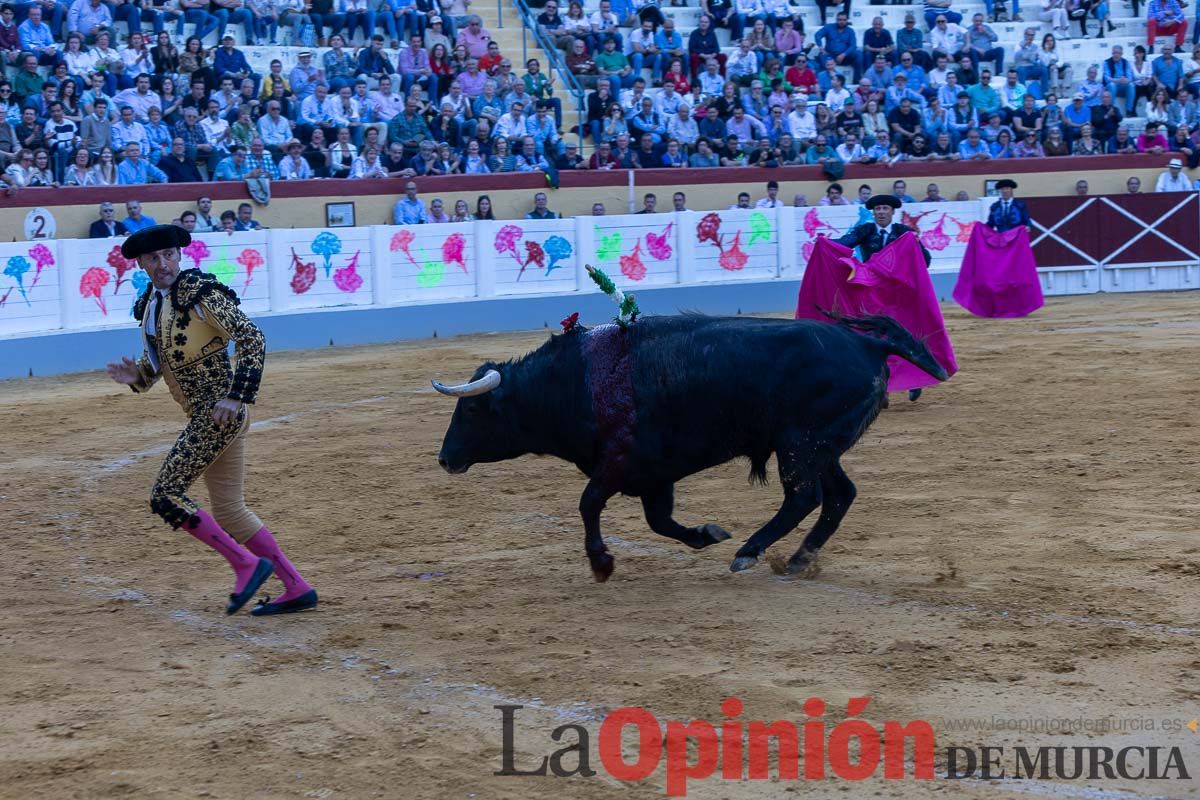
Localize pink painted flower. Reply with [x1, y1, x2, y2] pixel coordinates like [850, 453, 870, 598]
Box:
[334, 250, 363, 292]
[28, 243, 53, 288]
[236, 248, 264, 292]
[620, 239, 647, 281]
[955, 219, 976, 243]
[920, 214, 951, 252]
[80, 266, 111, 313]
[719, 231, 748, 271]
[494, 224, 524, 266]
[646, 222, 674, 261]
[181, 239, 210, 270]
[390, 230, 416, 265]
[442, 233, 467, 273]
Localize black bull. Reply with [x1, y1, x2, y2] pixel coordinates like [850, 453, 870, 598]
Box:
[435, 313, 947, 582]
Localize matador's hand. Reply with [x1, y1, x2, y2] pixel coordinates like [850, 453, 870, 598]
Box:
[213, 398, 244, 427]
[105, 356, 140, 386]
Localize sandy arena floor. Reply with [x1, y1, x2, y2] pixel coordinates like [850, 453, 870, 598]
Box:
[2, 293, 1199, 800]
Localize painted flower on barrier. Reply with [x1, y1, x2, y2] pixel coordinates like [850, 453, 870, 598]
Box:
[311, 232, 342, 278]
[544, 235, 573, 275]
[130, 271, 149, 316]
[28, 243, 53, 288]
[748, 211, 772, 246]
[80, 266, 111, 313]
[596, 230, 622, 262]
[803, 208, 838, 238]
[4, 256, 31, 305]
[391, 230, 417, 266]
[237, 248, 264, 291]
[333, 251, 363, 293]
[718, 231, 748, 272]
[417, 260, 445, 288]
[210, 248, 236, 285]
[619, 239, 647, 281]
[696, 213, 722, 248]
[442, 233, 467, 273]
[289, 248, 316, 294]
[645, 222, 673, 261]
[955, 220, 976, 243]
[494, 225, 523, 268]
[182, 239, 210, 270]
[902, 209, 933, 230]
[920, 215, 951, 252]
[518, 240, 545, 281]
[107, 245, 137, 293]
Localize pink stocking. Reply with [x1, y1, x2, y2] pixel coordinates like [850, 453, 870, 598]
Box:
[186, 509, 264, 594]
[244, 527, 313, 603]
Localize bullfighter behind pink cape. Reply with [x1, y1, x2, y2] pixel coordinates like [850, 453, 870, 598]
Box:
[796, 234, 958, 393]
[953, 224, 1045, 319]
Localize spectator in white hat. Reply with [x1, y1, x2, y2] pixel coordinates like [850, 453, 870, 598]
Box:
[1156, 157, 1192, 191]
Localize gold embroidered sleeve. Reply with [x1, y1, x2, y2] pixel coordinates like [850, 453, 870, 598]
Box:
[200, 292, 266, 404]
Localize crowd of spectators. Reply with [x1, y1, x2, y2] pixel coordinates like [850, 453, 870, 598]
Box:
[562, 4, 1200, 173]
[0, 0, 1198, 191]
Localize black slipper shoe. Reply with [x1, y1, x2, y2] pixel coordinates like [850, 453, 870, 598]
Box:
[226, 558, 274, 615]
[251, 588, 319, 616]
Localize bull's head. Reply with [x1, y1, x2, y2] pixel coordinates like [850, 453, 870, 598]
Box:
[434, 364, 522, 474]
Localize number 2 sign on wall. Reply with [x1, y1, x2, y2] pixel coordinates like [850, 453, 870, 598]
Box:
[24, 208, 56, 241]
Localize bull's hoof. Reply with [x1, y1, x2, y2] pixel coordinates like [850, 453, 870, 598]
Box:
[589, 552, 615, 583]
[785, 548, 822, 578]
[689, 523, 732, 549]
[729, 555, 759, 573]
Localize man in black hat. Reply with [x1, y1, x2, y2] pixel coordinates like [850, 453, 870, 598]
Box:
[835, 195, 932, 402]
[104, 224, 317, 617]
[986, 178, 1030, 231]
[835, 194, 932, 266]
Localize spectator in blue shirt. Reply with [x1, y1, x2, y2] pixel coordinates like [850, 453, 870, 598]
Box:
[1153, 44, 1184, 96]
[123, 200, 158, 231]
[393, 180, 428, 224]
[213, 144, 254, 180]
[815, 13, 860, 82]
[117, 143, 169, 184]
[896, 51, 930, 94]
[957, 128, 992, 159]
[213, 36, 260, 95]
[17, 5, 56, 64]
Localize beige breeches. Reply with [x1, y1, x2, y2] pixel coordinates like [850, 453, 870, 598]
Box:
[202, 415, 265, 543]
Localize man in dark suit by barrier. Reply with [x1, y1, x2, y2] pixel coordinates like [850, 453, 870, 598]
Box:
[89, 202, 128, 239]
[836, 194, 932, 266]
[986, 178, 1031, 231]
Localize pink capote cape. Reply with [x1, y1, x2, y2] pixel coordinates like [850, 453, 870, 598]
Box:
[953, 224, 1044, 318]
[795, 234, 958, 392]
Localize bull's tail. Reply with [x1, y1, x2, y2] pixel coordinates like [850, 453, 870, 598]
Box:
[821, 309, 949, 382]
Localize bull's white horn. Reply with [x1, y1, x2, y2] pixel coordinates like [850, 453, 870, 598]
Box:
[431, 369, 501, 397]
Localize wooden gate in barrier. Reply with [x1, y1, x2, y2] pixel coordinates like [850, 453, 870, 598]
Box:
[1025, 193, 1200, 294]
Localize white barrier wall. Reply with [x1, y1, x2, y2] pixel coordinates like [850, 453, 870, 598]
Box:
[0, 200, 1181, 340]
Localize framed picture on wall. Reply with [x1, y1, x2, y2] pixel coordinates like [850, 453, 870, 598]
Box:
[983, 180, 999, 198]
[326, 202, 356, 227]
